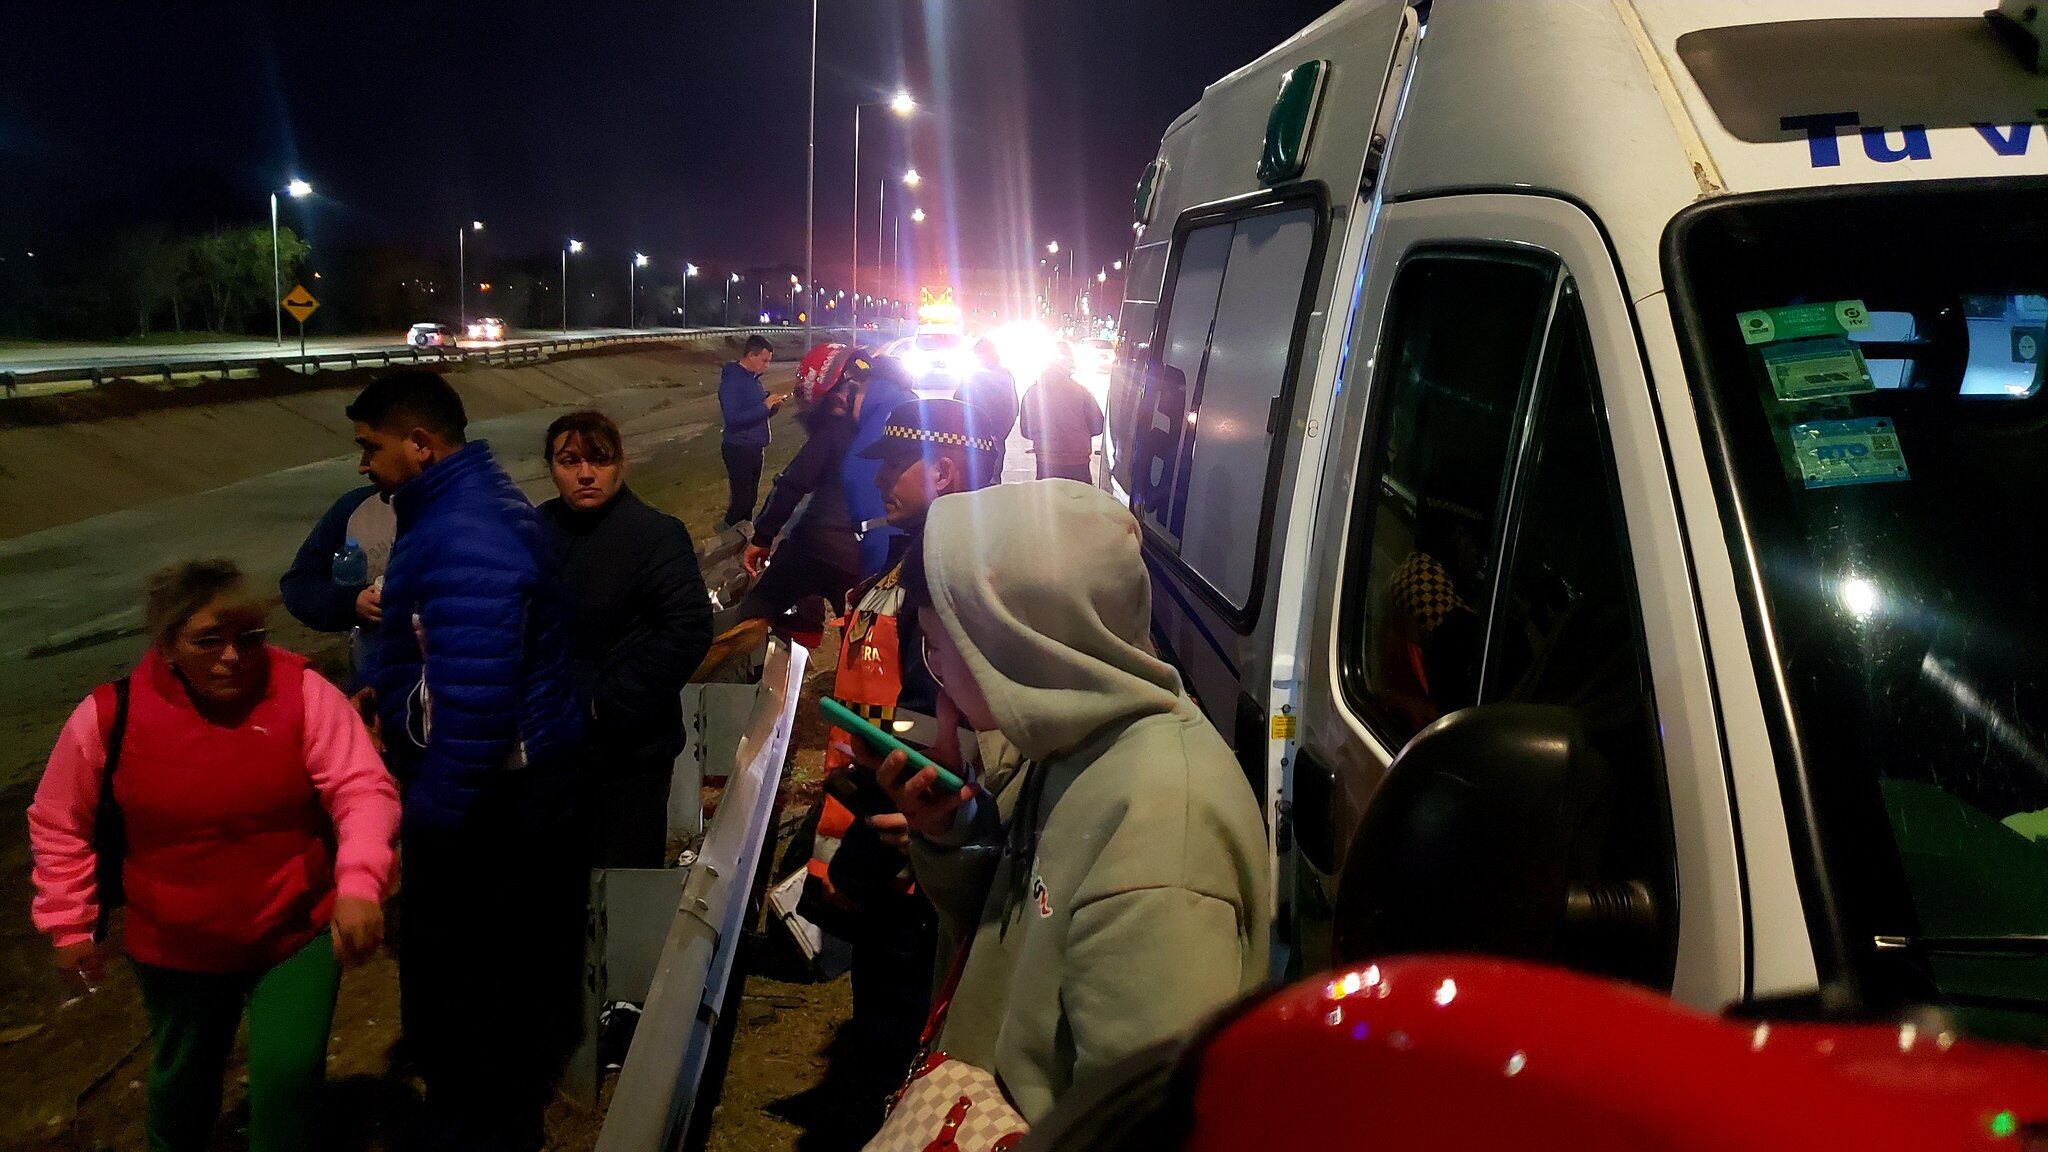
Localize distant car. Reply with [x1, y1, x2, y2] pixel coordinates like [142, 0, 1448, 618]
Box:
[881, 332, 973, 397]
[408, 322, 459, 348]
[465, 316, 507, 342]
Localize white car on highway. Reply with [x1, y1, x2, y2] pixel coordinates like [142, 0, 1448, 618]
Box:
[465, 316, 507, 342]
[407, 322, 459, 349]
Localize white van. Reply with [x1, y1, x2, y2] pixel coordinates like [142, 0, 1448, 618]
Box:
[1108, 0, 2048, 1026]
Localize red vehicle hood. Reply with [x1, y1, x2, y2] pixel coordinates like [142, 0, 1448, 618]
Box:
[1185, 957, 2048, 1151]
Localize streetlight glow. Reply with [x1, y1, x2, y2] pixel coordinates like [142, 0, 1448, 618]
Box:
[634, 252, 650, 268]
[890, 90, 916, 117]
[903, 168, 923, 187]
[470, 220, 484, 232]
[1046, 240, 1060, 255]
[286, 179, 313, 199]
[1098, 269, 1107, 283]
[568, 239, 585, 254]
[1113, 259, 1124, 271]
[911, 207, 927, 223]
[685, 262, 699, 277]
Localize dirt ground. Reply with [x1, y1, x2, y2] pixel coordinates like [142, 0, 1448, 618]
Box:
[0, 355, 859, 1151]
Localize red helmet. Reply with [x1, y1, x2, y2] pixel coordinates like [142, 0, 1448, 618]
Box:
[794, 342, 849, 403]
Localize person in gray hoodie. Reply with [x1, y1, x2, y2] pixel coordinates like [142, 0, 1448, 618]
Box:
[875, 478, 1270, 1123]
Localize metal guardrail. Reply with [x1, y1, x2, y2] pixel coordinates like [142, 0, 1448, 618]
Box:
[595, 635, 808, 1152]
[0, 325, 871, 398]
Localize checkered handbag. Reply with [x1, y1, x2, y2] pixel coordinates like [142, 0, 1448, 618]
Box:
[864, 1052, 1027, 1152]
[861, 945, 1028, 1152]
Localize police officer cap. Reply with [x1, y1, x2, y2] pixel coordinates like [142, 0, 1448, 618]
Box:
[857, 397, 1002, 462]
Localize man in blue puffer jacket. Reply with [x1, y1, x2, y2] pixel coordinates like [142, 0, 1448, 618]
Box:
[346, 369, 584, 1152]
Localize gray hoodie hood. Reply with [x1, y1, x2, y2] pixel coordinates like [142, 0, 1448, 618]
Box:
[921, 479, 1191, 762]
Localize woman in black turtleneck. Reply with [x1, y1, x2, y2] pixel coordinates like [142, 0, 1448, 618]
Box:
[538, 410, 713, 868]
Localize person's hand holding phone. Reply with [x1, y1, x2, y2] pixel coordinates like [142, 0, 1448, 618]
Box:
[874, 749, 974, 839]
[872, 692, 976, 839]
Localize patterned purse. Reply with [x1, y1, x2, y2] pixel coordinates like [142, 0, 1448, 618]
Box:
[862, 945, 1028, 1152]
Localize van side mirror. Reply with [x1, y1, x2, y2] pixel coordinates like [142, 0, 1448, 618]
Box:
[1332, 705, 1655, 968]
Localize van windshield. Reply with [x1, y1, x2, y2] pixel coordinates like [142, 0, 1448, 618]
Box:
[1671, 180, 2048, 1035]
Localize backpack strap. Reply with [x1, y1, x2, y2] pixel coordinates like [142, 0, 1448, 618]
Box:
[97, 677, 131, 793]
[91, 677, 131, 942]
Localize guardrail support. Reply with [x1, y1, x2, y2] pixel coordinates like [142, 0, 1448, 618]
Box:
[594, 639, 806, 1152]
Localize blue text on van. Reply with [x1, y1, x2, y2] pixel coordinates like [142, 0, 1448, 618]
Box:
[1781, 113, 2038, 168]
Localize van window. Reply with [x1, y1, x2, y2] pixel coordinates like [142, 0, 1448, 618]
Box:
[1340, 251, 1558, 747]
[1131, 202, 1320, 615]
[1483, 281, 1675, 985]
[1133, 223, 1230, 535]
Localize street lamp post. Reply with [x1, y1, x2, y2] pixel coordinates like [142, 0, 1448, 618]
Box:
[1045, 241, 1059, 318]
[459, 220, 483, 330]
[789, 274, 801, 321]
[631, 253, 649, 329]
[683, 262, 699, 328]
[805, 0, 819, 348]
[726, 272, 739, 326]
[271, 178, 312, 346]
[562, 240, 583, 332]
[853, 91, 916, 331]
[874, 167, 920, 326]
[1045, 240, 1075, 320]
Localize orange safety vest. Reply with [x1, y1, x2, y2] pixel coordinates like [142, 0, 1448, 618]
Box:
[808, 557, 929, 907]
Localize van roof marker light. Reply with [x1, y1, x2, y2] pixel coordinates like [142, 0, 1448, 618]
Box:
[1258, 57, 1328, 185]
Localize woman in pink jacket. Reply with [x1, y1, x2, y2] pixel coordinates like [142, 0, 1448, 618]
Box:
[28, 558, 400, 1152]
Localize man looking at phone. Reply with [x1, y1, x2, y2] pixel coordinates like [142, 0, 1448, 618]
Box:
[810, 398, 1002, 1139]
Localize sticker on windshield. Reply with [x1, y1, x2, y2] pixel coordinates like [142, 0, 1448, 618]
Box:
[1763, 337, 1875, 401]
[1738, 299, 1872, 346]
[1788, 417, 1909, 489]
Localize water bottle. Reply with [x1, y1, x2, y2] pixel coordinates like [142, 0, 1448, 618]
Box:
[332, 538, 370, 587]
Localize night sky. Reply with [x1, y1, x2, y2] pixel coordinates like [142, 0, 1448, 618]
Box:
[1, 0, 1337, 287]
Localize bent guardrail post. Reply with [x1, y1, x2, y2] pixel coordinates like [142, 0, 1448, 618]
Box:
[594, 637, 805, 1152]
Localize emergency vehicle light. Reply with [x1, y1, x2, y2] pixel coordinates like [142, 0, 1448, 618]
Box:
[1259, 58, 1328, 185]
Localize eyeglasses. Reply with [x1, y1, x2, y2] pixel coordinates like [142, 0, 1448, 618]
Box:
[184, 628, 269, 656]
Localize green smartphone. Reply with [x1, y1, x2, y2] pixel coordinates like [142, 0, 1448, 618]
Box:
[820, 696, 968, 793]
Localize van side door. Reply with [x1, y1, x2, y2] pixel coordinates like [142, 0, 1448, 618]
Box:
[1286, 195, 1745, 1008]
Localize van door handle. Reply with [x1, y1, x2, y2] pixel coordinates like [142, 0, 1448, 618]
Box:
[1292, 748, 1338, 876]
